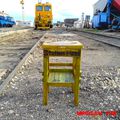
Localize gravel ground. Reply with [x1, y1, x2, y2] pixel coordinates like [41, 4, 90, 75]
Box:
[0, 29, 120, 120]
[0, 29, 45, 84]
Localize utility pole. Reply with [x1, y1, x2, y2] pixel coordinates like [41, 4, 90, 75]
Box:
[20, 0, 24, 21]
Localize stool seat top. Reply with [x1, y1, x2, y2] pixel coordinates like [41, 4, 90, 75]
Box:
[42, 41, 83, 49]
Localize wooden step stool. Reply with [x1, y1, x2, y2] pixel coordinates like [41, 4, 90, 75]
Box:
[42, 41, 83, 106]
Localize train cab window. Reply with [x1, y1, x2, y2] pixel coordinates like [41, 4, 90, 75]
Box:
[6, 16, 11, 21]
[44, 6, 51, 11]
[36, 6, 43, 11]
[10, 17, 14, 21]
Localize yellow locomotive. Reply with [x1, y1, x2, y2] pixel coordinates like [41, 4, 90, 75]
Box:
[34, 2, 53, 29]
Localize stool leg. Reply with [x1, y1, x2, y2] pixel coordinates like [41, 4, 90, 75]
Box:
[43, 83, 48, 105]
[43, 55, 49, 105]
[74, 56, 80, 106]
[74, 82, 79, 106]
[48, 86, 50, 93]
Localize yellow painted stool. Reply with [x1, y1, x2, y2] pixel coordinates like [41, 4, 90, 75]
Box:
[42, 41, 83, 106]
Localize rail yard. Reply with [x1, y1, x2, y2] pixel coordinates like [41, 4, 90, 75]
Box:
[0, 0, 120, 119]
[0, 27, 119, 120]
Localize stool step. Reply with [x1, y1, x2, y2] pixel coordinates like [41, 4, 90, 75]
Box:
[48, 72, 74, 83]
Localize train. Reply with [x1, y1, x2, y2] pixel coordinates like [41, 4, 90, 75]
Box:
[92, 0, 120, 29]
[34, 2, 53, 30]
[0, 11, 15, 27]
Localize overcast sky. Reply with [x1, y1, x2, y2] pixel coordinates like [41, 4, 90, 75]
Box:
[0, 0, 98, 22]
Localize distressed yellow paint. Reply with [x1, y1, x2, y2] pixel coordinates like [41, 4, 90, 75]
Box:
[42, 41, 83, 106]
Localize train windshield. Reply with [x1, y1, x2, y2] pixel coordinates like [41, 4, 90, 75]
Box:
[11, 17, 14, 21]
[36, 6, 43, 11]
[44, 6, 51, 11]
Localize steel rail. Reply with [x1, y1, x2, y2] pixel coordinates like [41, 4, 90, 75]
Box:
[69, 29, 120, 48]
[0, 32, 46, 95]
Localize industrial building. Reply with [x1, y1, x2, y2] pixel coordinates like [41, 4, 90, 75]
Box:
[16, 20, 33, 27]
[64, 18, 79, 27]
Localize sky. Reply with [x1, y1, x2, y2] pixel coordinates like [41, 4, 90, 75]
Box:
[0, 0, 98, 23]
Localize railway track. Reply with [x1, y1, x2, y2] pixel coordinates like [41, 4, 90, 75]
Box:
[69, 29, 120, 48]
[0, 27, 32, 38]
[0, 26, 32, 32]
[0, 29, 46, 94]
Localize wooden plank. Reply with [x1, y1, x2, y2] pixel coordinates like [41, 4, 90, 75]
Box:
[0, 33, 47, 95]
[59, 72, 63, 82]
[48, 72, 53, 83]
[49, 69, 73, 72]
[55, 73, 58, 82]
[49, 63, 73, 66]
[43, 56, 49, 82]
[42, 41, 83, 49]
[43, 50, 81, 57]
[48, 83, 73, 87]
[66, 73, 73, 82]
[74, 56, 80, 106]
[61, 73, 65, 82]
[48, 72, 74, 83]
